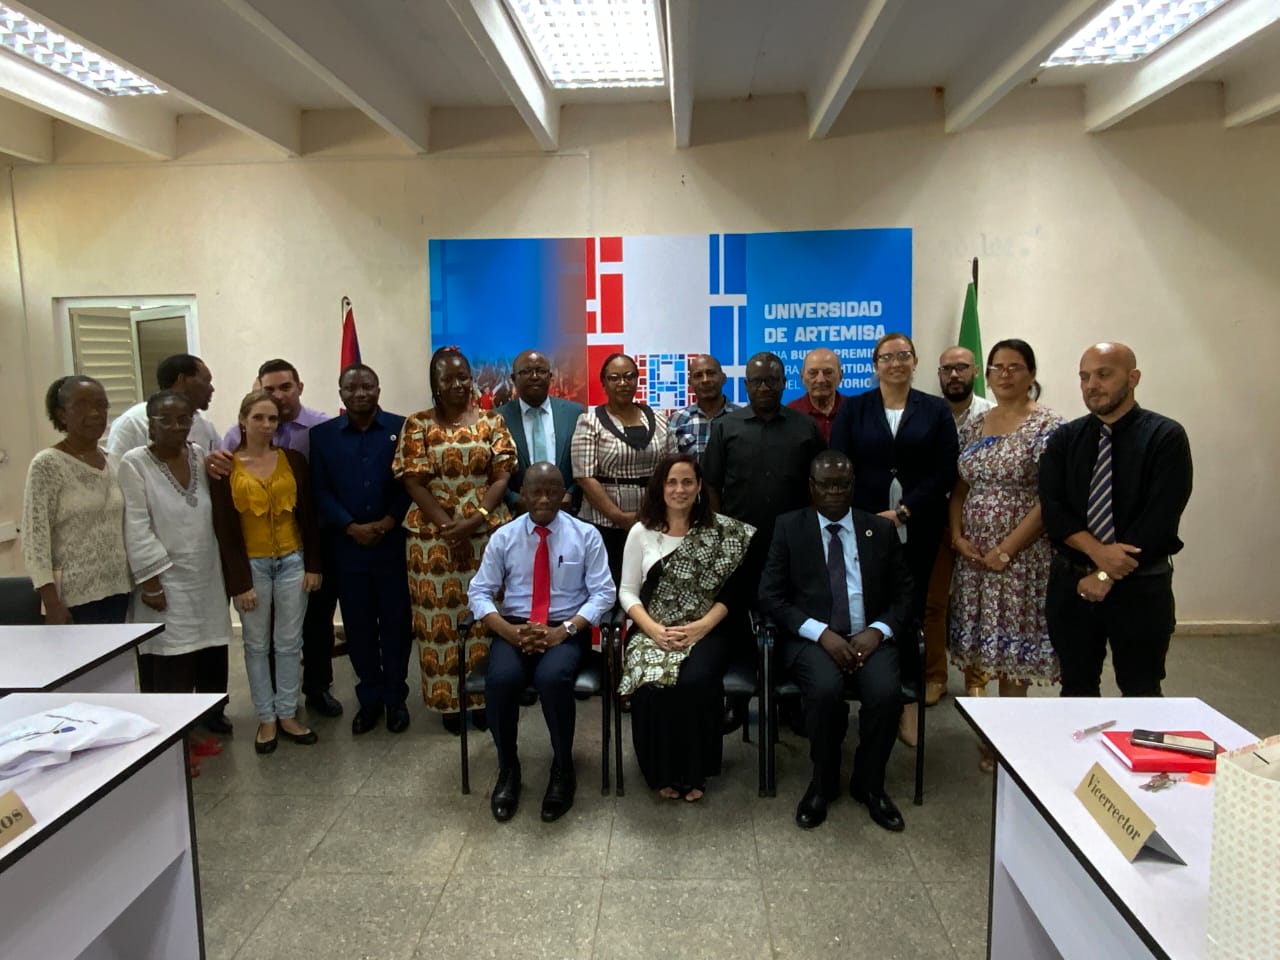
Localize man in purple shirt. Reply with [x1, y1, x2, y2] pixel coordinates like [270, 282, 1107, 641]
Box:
[786, 348, 845, 444]
[217, 359, 343, 718]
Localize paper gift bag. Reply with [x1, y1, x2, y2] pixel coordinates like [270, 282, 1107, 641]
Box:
[1206, 733, 1280, 959]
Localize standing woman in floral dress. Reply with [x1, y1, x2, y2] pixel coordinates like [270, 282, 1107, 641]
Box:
[394, 347, 516, 734]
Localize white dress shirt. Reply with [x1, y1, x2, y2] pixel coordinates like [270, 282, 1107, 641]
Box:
[798, 510, 894, 643]
[468, 511, 615, 626]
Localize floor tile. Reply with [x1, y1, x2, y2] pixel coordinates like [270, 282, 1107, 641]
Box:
[453, 800, 613, 878]
[926, 880, 990, 960]
[764, 880, 955, 959]
[594, 878, 772, 959]
[305, 794, 475, 877]
[414, 875, 601, 960]
[196, 793, 352, 872]
[234, 874, 442, 960]
[607, 793, 759, 878]
[752, 793, 918, 882]
[199, 870, 293, 960]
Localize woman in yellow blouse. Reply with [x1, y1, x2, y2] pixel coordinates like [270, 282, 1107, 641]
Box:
[393, 347, 516, 734]
[211, 391, 323, 754]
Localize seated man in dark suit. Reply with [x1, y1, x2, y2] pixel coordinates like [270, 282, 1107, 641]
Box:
[760, 450, 913, 831]
[495, 350, 586, 514]
[467, 463, 615, 823]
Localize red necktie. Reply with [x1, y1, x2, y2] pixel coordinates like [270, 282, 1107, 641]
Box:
[531, 525, 551, 624]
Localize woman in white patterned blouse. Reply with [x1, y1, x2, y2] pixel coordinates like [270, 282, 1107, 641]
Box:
[22, 376, 131, 624]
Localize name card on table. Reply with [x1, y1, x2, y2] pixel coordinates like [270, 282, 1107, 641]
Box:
[0, 790, 35, 849]
[1075, 762, 1185, 864]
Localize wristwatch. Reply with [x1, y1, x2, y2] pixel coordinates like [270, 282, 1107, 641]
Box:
[1095, 570, 1110, 583]
[563, 620, 579, 637]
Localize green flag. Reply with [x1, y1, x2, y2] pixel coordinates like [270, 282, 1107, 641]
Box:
[958, 281, 985, 398]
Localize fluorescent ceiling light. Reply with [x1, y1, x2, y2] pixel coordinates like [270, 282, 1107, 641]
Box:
[504, 0, 665, 89]
[1043, 0, 1234, 66]
[0, 3, 164, 95]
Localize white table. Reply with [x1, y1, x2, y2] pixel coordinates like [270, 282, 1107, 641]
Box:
[0, 623, 163, 694]
[957, 697, 1257, 960]
[0, 692, 224, 960]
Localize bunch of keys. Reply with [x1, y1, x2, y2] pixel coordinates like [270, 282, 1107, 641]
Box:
[1140, 772, 1181, 792]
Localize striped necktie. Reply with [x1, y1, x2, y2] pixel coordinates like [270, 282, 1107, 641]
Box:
[1087, 423, 1115, 544]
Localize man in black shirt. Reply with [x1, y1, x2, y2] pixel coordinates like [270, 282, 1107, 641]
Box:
[703, 352, 825, 731]
[1039, 343, 1193, 697]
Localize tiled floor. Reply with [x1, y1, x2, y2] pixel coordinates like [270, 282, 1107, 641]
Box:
[194, 635, 1279, 959]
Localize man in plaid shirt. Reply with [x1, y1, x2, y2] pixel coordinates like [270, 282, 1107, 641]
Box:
[669, 354, 739, 459]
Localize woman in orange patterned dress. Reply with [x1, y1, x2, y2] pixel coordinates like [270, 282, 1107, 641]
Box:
[393, 347, 516, 733]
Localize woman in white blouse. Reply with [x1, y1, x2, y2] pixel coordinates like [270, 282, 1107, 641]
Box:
[615, 454, 755, 801]
[22, 376, 131, 624]
[118, 391, 232, 769]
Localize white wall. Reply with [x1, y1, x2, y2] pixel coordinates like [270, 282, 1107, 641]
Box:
[2, 86, 1277, 624]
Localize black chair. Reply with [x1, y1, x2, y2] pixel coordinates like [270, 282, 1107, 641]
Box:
[0, 576, 42, 625]
[610, 612, 769, 797]
[760, 620, 926, 806]
[456, 611, 618, 796]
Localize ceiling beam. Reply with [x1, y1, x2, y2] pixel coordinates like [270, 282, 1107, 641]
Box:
[12, 0, 300, 155]
[443, 0, 559, 151]
[1085, 0, 1280, 132]
[0, 96, 53, 163]
[221, 0, 429, 152]
[944, 0, 1111, 133]
[1223, 56, 1280, 127]
[0, 53, 175, 158]
[666, 0, 693, 147]
[808, 0, 906, 139]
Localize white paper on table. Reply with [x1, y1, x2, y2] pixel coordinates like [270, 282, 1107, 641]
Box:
[0, 702, 160, 791]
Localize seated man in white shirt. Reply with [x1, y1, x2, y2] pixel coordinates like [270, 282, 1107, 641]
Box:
[468, 463, 616, 824]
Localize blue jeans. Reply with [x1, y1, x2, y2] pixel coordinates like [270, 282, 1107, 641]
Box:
[238, 552, 308, 722]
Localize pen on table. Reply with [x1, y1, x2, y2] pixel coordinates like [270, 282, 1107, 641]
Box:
[1072, 719, 1117, 742]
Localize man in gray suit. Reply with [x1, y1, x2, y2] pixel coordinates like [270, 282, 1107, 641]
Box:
[495, 350, 586, 514]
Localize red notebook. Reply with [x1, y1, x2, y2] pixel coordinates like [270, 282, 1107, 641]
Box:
[1100, 730, 1223, 774]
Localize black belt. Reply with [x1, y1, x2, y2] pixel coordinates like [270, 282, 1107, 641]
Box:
[1053, 552, 1173, 578]
[594, 476, 648, 487]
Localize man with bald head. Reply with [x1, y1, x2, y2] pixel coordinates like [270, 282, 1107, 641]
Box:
[496, 350, 585, 514]
[1039, 343, 1192, 697]
[670, 353, 739, 458]
[468, 462, 615, 822]
[787, 347, 846, 443]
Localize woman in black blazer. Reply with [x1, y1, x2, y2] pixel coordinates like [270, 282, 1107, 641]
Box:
[829, 332, 958, 745]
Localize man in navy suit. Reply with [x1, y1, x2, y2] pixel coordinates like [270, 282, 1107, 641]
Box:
[760, 450, 913, 832]
[495, 350, 586, 515]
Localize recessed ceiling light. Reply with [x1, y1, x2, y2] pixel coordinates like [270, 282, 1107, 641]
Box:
[503, 0, 666, 90]
[0, 3, 165, 95]
[1043, 0, 1234, 66]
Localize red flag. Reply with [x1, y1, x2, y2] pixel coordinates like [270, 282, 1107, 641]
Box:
[340, 296, 361, 369]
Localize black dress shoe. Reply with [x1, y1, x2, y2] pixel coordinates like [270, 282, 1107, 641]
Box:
[491, 765, 522, 822]
[281, 726, 319, 746]
[351, 705, 383, 735]
[540, 765, 576, 822]
[469, 708, 488, 732]
[254, 731, 278, 755]
[795, 782, 829, 829]
[720, 698, 747, 736]
[386, 704, 410, 733]
[442, 712, 462, 735]
[850, 784, 905, 832]
[305, 691, 344, 717]
[203, 712, 234, 736]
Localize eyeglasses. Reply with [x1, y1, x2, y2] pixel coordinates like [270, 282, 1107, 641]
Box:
[604, 371, 638, 384]
[875, 351, 915, 365]
[938, 363, 973, 375]
[987, 363, 1028, 377]
[811, 480, 852, 492]
[515, 366, 551, 379]
[745, 376, 783, 388]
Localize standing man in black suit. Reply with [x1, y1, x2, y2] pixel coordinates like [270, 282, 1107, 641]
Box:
[760, 450, 913, 832]
[495, 350, 586, 515]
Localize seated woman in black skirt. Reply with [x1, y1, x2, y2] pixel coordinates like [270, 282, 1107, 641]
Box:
[616, 454, 754, 801]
